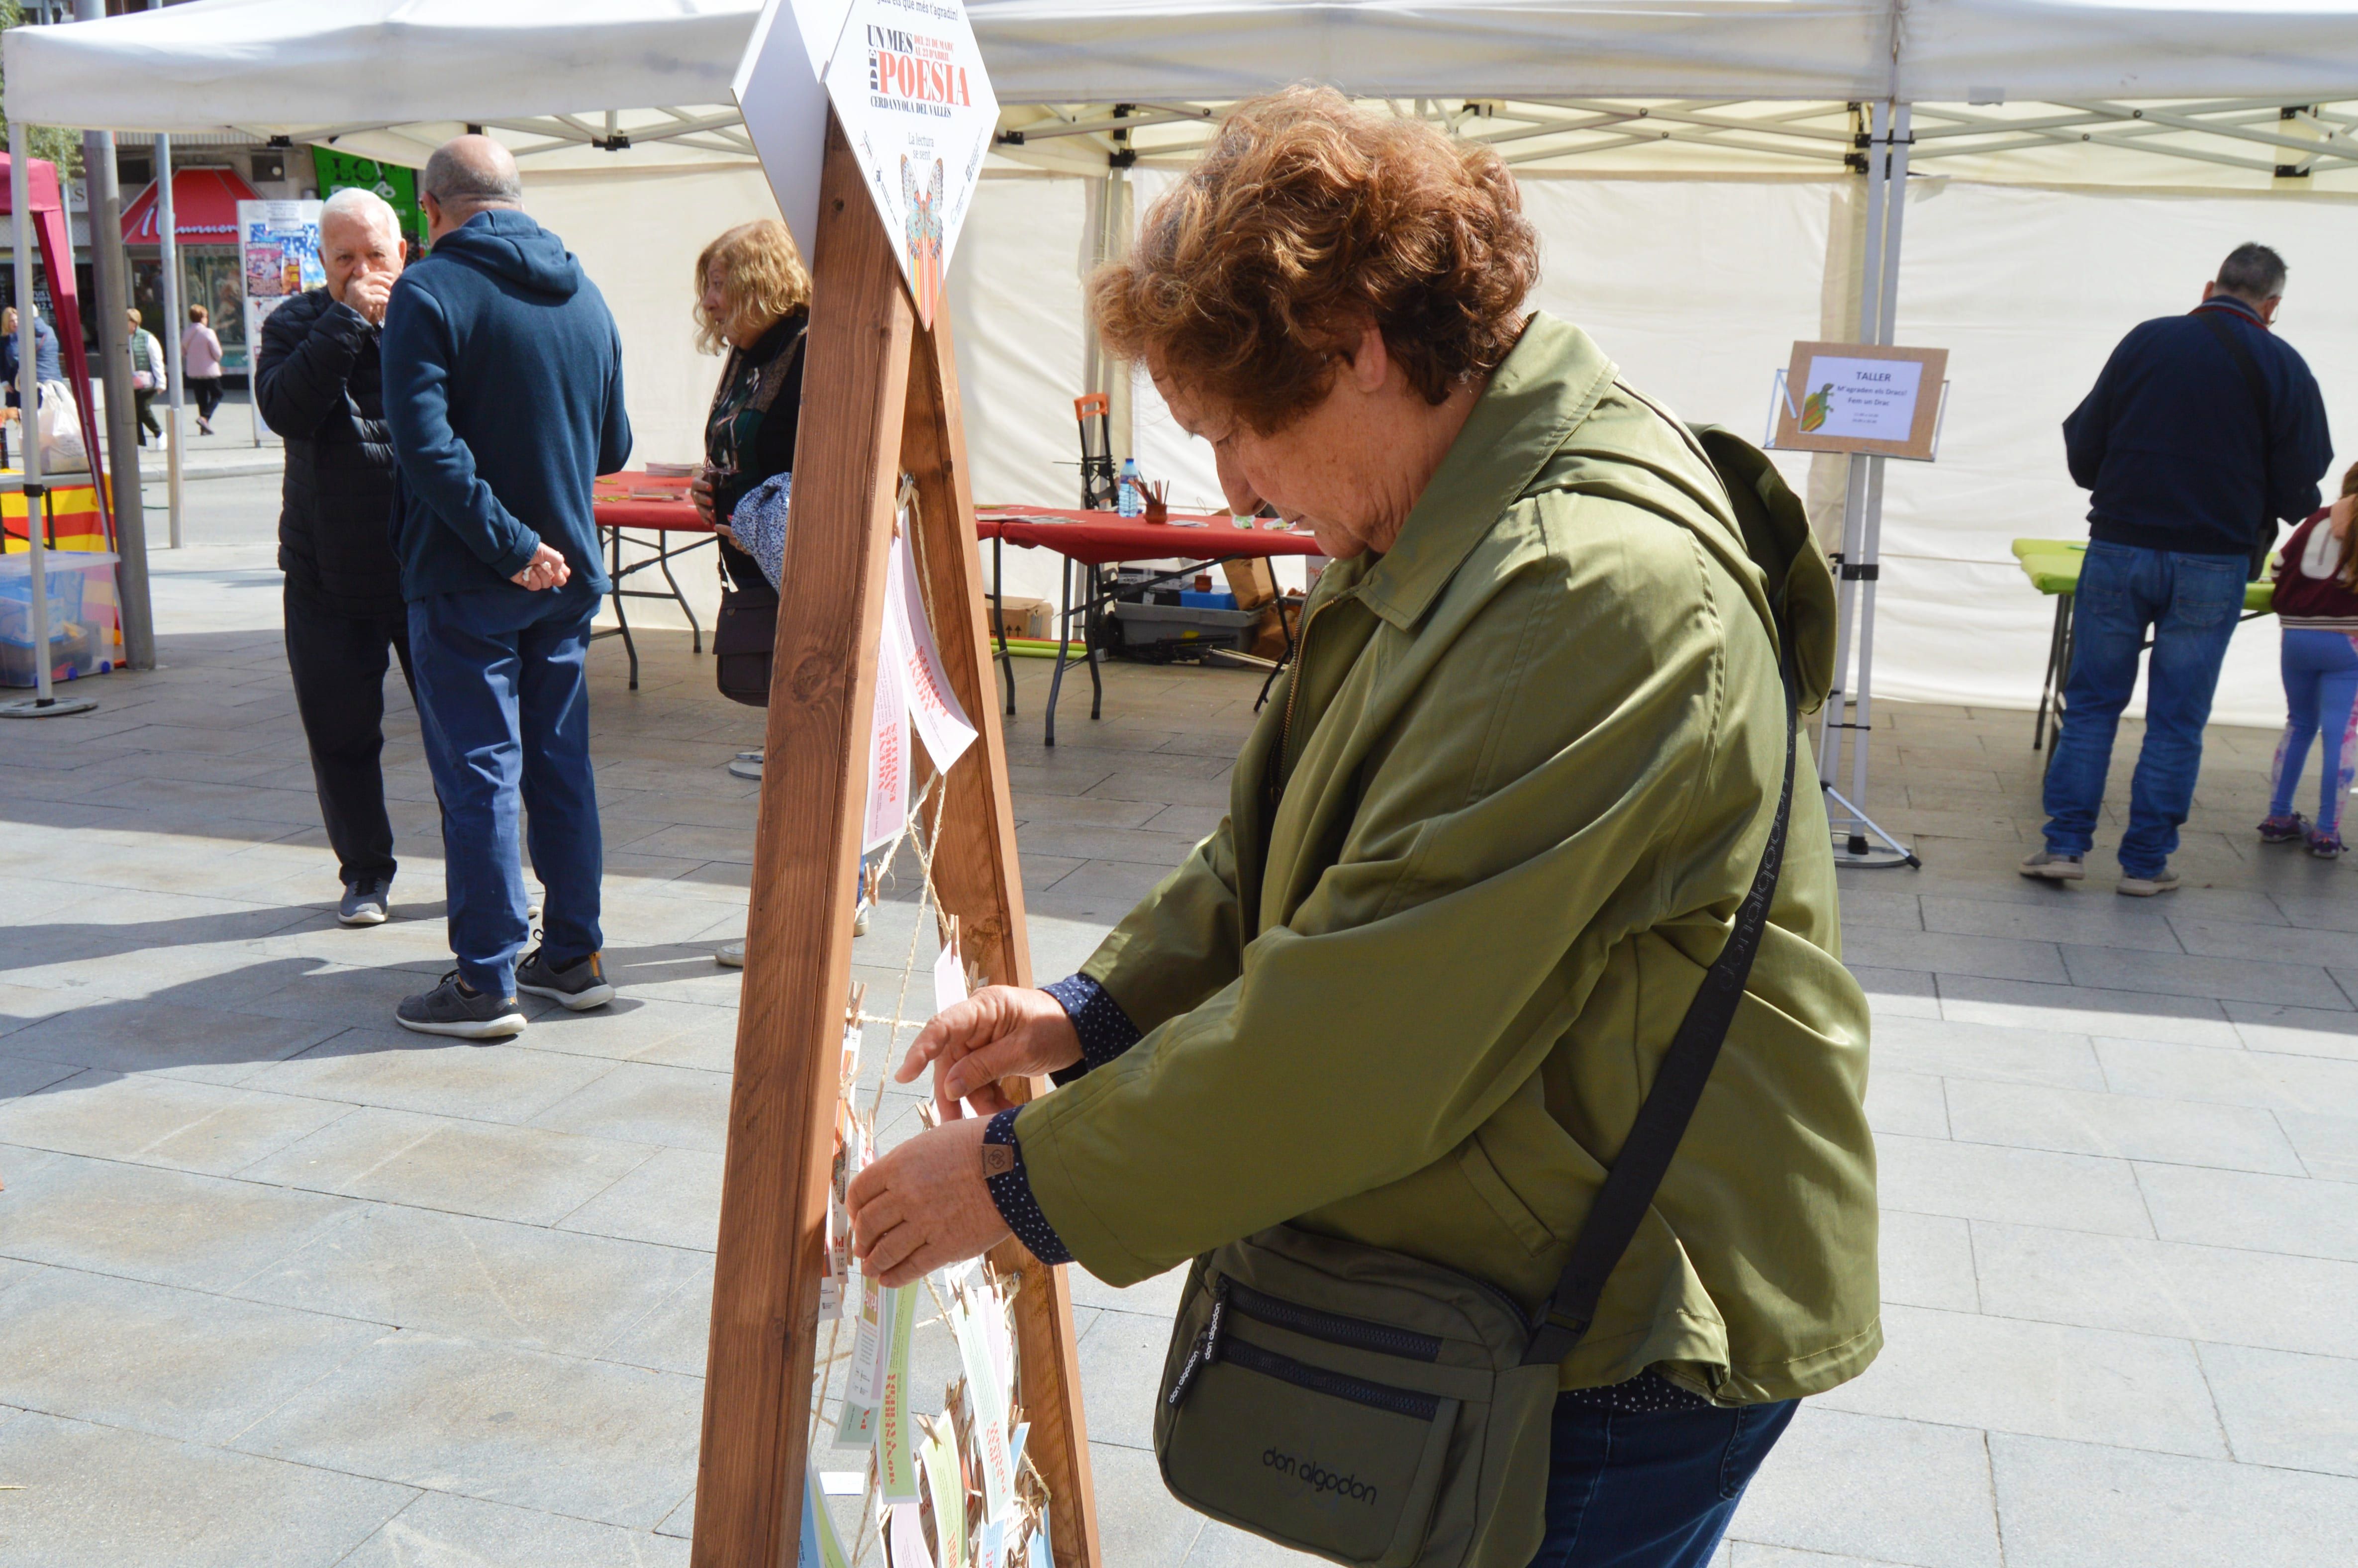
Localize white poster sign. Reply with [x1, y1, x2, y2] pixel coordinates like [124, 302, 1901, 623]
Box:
[734, 0, 856, 263]
[1797, 354, 1924, 442]
[823, 0, 998, 326]
[238, 200, 323, 432]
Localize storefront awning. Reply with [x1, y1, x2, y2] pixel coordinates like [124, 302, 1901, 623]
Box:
[119, 164, 259, 245]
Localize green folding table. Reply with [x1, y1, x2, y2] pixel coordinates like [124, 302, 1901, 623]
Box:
[2014, 538, 2274, 752]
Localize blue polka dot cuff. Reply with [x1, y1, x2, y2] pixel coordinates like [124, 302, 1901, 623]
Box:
[1041, 974, 1143, 1086]
[983, 1107, 1073, 1267]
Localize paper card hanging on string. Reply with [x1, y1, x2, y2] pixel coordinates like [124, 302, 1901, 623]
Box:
[918, 1417, 967, 1568]
[886, 1498, 934, 1568]
[887, 532, 977, 774]
[951, 1285, 1016, 1524]
[733, 0, 858, 262]
[822, 0, 999, 327]
[864, 608, 912, 853]
[800, 1459, 856, 1568]
[877, 1277, 923, 1502]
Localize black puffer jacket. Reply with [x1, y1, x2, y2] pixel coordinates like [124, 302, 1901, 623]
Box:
[257, 289, 403, 615]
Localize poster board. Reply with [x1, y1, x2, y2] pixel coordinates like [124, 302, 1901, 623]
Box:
[236, 198, 322, 429]
[1772, 340, 1949, 460]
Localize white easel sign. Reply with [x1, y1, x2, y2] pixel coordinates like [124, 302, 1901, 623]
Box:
[823, 0, 999, 327]
[1772, 341, 1949, 460]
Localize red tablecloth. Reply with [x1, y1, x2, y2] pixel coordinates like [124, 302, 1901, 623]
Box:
[977, 504, 1320, 568]
[593, 471, 709, 532]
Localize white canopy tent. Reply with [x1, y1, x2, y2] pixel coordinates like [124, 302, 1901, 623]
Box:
[13, 0, 2358, 847]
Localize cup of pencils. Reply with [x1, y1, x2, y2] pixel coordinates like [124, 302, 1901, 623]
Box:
[1143, 480, 1169, 524]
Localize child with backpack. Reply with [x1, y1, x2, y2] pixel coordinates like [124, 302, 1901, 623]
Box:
[2260, 465, 2358, 858]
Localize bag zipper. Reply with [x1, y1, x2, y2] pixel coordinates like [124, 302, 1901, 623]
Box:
[1219, 1338, 1442, 1422]
[1221, 1277, 1444, 1362]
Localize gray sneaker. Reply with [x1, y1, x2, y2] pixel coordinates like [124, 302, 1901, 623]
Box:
[2117, 867, 2182, 897]
[338, 878, 391, 926]
[396, 971, 526, 1040]
[516, 947, 615, 1010]
[2018, 850, 2085, 882]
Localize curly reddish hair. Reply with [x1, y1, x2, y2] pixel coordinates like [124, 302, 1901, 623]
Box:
[1092, 87, 1539, 433]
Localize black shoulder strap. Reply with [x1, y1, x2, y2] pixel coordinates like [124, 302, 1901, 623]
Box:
[2196, 307, 2275, 546]
[1523, 657, 1799, 1368]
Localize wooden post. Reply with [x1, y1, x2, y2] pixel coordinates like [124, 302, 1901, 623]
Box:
[694, 111, 1101, 1568]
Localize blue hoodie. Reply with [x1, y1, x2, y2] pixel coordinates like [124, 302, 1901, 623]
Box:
[381, 209, 631, 601]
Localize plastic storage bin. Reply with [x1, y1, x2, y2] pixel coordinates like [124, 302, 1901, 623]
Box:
[1109, 598, 1260, 652]
[0, 550, 119, 687]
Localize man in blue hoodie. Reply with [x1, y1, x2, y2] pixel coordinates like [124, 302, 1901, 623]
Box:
[382, 135, 631, 1038]
[2027, 243, 2331, 897]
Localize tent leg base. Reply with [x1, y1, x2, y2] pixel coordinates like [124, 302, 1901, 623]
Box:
[1825, 785, 1919, 870]
[0, 693, 98, 718]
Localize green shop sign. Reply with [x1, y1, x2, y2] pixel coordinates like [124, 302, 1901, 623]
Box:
[311, 148, 425, 241]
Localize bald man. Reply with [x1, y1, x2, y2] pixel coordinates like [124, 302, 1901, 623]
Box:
[382, 134, 632, 1039]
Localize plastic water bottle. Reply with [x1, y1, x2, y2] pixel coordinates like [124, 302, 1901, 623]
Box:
[1117, 457, 1145, 517]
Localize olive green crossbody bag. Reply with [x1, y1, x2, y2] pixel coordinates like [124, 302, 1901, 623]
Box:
[1151, 426, 1817, 1568]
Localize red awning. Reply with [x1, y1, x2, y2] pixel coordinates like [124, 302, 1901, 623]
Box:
[120, 165, 261, 246]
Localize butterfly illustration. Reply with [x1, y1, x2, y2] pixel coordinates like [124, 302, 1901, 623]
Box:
[900, 154, 946, 326]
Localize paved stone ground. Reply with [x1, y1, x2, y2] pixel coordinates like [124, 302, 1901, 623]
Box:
[3, 529, 2357, 1566]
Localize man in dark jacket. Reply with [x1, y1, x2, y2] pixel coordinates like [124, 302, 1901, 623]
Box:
[258, 186, 412, 927]
[2027, 243, 2333, 895]
[382, 135, 631, 1039]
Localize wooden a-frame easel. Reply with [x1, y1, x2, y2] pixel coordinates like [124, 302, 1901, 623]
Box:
[692, 112, 1104, 1568]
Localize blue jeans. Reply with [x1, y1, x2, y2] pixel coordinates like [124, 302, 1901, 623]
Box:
[1525, 1395, 1798, 1567]
[2269, 628, 2358, 837]
[409, 581, 603, 998]
[2043, 542, 2247, 877]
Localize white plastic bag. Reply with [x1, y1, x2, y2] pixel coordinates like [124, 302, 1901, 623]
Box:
[36, 381, 86, 474]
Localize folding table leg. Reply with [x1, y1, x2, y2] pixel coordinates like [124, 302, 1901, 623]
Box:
[1045, 554, 1074, 747]
[2034, 591, 2069, 752]
[1084, 562, 1104, 722]
[994, 534, 1015, 716]
[657, 541, 701, 654]
[605, 524, 639, 691]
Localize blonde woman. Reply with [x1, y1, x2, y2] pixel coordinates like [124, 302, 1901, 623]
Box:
[689, 219, 810, 582]
[688, 219, 855, 963]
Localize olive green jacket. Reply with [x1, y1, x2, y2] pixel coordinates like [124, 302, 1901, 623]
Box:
[1015, 314, 1879, 1404]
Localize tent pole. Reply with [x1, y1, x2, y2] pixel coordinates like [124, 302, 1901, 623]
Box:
[76, 0, 155, 669]
[1, 121, 94, 718]
[157, 132, 183, 549]
[1818, 100, 1883, 789]
[1825, 100, 1919, 868]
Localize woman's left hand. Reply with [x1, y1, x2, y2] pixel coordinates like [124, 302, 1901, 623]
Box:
[690, 468, 716, 526]
[847, 1115, 1012, 1286]
[712, 522, 738, 548]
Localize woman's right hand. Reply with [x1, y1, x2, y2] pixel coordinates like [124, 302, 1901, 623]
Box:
[897, 985, 1083, 1119]
[690, 468, 716, 526]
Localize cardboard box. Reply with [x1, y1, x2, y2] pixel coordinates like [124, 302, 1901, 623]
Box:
[993, 595, 1052, 641]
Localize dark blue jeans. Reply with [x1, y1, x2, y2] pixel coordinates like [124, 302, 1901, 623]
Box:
[2043, 542, 2247, 877]
[409, 580, 603, 998]
[1526, 1395, 1797, 1567]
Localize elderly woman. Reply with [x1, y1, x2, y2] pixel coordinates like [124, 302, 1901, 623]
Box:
[850, 89, 1875, 1568]
[690, 218, 810, 596]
